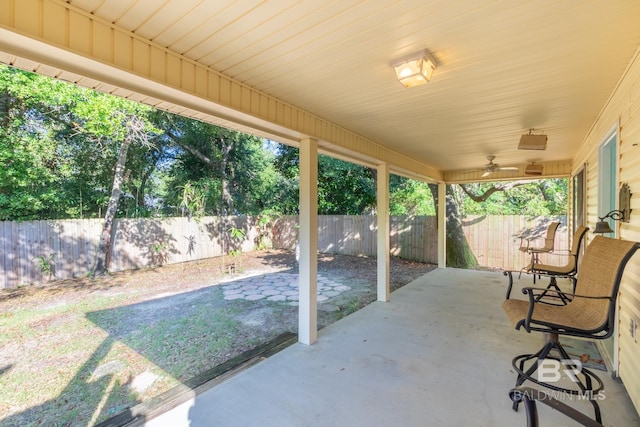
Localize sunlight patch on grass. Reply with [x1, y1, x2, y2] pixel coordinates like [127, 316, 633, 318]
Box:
[0, 286, 279, 426]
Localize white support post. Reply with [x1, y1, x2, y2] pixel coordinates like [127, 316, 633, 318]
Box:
[377, 163, 390, 302]
[438, 182, 447, 268]
[298, 138, 318, 345]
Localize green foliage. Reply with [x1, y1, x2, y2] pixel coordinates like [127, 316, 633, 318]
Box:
[150, 242, 168, 266]
[35, 255, 55, 278]
[255, 208, 281, 250]
[389, 177, 436, 215]
[228, 226, 245, 241]
[459, 179, 568, 216]
[272, 146, 379, 215]
[317, 155, 376, 214]
[179, 181, 208, 219]
[0, 65, 568, 223]
[0, 65, 160, 220]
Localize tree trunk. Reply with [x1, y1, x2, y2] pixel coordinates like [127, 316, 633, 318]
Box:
[220, 136, 234, 215]
[92, 136, 133, 275]
[0, 89, 9, 127]
[428, 184, 478, 269]
[136, 159, 158, 210]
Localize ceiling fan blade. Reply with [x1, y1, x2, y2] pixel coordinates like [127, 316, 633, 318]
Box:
[498, 166, 519, 171]
[481, 170, 491, 177]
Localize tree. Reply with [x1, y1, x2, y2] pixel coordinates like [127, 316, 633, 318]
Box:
[92, 113, 159, 275]
[459, 179, 567, 216]
[0, 65, 570, 272]
[0, 65, 165, 221]
[0, 65, 77, 219]
[155, 113, 286, 216]
[432, 179, 568, 268]
[272, 145, 380, 215]
[389, 177, 435, 216]
[317, 156, 377, 214]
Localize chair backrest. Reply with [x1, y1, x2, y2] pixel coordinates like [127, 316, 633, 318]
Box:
[570, 236, 639, 334]
[565, 225, 589, 270]
[540, 221, 560, 251]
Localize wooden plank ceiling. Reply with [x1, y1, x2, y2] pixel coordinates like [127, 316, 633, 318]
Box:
[8, 0, 640, 177]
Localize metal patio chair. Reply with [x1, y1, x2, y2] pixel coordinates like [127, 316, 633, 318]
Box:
[519, 221, 561, 282]
[505, 226, 589, 305]
[503, 236, 640, 424]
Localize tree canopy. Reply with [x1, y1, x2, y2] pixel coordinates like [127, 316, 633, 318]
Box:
[0, 65, 567, 223]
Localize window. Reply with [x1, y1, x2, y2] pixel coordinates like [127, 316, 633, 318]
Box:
[598, 129, 618, 237]
[572, 166, 585, 234]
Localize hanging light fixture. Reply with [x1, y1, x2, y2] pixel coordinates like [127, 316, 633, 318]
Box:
[392, 50, 436, 88]
[593, 184, 632, 234]
[593, 210, 626, 234]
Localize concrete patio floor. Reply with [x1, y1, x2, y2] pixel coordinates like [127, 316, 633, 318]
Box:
[144, 268, 640, 426]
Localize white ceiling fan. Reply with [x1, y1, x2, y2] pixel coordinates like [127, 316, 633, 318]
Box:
[480, 155, 519, 177]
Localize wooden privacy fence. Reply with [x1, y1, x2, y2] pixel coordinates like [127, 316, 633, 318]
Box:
[0, 214, 566, 289]
[461, 215, 568, 270]
[273, 215, 438, 262]
[273, 214, 567, 270]
[0, 216, 263, 289]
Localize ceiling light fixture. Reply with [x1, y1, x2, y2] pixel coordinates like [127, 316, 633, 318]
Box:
[392, 50, 436, 88]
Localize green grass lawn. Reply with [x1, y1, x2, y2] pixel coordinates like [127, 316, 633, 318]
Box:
[0, 282, 293, 427]
[0, 252, 429, 426]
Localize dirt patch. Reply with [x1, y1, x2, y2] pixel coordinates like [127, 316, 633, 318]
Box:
[0, 250, 435, 426]
[1, 250, 435, 330]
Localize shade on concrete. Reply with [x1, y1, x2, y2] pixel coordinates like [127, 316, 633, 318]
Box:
[145, 268, 640, 426]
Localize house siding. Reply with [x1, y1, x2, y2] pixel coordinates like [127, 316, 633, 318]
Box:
[573, 47, 640, 414]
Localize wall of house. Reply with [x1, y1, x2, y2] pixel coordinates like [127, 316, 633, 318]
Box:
[573, 47, 640, 414]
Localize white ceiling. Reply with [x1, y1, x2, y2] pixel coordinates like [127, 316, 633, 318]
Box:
[19, 1, 640, 173]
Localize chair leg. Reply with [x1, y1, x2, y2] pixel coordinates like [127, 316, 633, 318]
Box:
[570, 277, 577, 294]
[511, 334, 604, 423]
[552, 338, 603, 423]
[532, 253, 537, 284]
[535, 277, 571, 305]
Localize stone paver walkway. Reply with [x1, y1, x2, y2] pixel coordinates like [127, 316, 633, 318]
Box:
[220, 273, 351, 305]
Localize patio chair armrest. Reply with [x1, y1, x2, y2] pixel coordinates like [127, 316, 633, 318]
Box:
[528, 247, 553, 254]
[509, 387, 604, 427]
[519, 287, 611, 331]
[542, 250, 572, 257]
[521, 287, 611, 301]
[518, 237, 531, 252]
[503, 270, 516, 299]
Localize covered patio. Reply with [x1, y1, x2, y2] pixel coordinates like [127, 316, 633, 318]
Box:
[145, 269, 640, 426]
[2, 1, 640, 424]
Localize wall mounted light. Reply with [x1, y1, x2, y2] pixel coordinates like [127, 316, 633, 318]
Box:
[392, 50, 436, 88]
[593, 210, 626, 234]
[593, 183, 632, 234]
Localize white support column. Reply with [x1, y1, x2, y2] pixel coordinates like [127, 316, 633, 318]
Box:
[438, 182, 447, 268]
[298, 138, 318, 345]
[377, 163, 390, 302]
